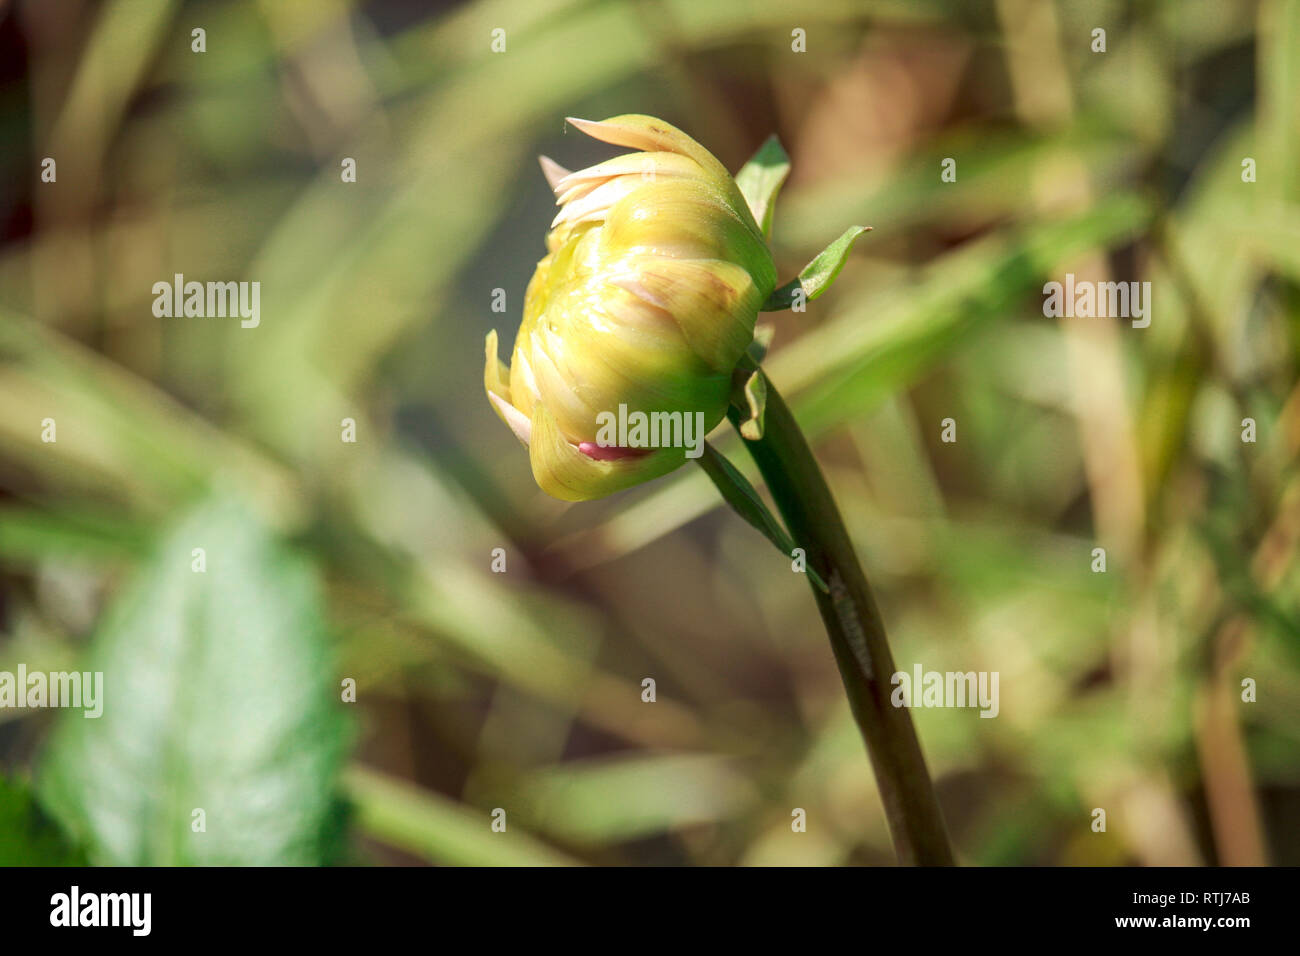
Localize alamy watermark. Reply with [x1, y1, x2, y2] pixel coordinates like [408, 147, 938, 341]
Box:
[0, 666, 103, 718]
[891, 664, 999, 718]
[1042, 273, 1151, 328]
[594, 403, 705, 459]
[50, 886, 150, 936]
[152, 273, 260, 328]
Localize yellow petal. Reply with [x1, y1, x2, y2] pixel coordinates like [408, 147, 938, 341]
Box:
[567, 115, 720, 172]
[567, 115, 763, 236]
[537, 155, 571, 191]
[484, 329, 511, 405]
[554, 151, 700, 202]
[608, 259, 761, 372]
[530, 274, 728, 424]
[601, 179, 774, 293]
[529, 400, 682, 501]
[485, 331, 532, 445]
[490, 392, 532, 446]
[551, 176, 645, 227]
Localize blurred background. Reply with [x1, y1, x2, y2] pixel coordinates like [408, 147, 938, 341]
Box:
[0, 0, 1297, 866]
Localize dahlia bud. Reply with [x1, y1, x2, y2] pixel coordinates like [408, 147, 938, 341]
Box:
[485, 114, 777, 501]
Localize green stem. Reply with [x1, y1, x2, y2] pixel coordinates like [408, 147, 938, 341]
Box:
[729, 371, 954, 865]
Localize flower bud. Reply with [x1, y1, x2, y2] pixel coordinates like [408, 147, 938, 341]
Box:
[485, 114, 777, 501]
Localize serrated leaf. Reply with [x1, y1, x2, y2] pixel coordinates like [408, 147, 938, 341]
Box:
[696, 442, 828, 593]
[36, 492, 352, 865]
[762, 225, 871, 311]
[734, 135, 791, 238]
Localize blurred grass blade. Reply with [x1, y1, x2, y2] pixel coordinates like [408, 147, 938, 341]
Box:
[0, 505, 153, 563]
[345, 766, 579, 866]
[512, 754, 755, 846]
[0, 309, 298, 521]
[773, 194, 1152, 433]
[47, 0, 177, 164]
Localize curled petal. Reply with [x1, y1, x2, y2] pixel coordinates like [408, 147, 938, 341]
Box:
[537, 155, 572, 191]
[484, 331, 531, 445]
[484, 329, 511, 407]
[553, 152, 701, 204]
[567, 115, 764, 239]
[567, 116, 726, 182]
[600, 179, 775, 294]
[529, 401, 680, 501]
[490, 391, 532, 446]
[552, 176, 647, 228]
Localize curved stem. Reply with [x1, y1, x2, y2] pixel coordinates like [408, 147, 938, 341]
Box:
[729, 371, 954, 865]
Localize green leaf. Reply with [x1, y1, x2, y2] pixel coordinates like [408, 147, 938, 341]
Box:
[763, 225, 871, 311]
[695, 442, 828, 593]
[782, 195, 1151, 436]
[0, 775, 86, 865]
[37, 492, 352, 865]
[734, 135, 790, 238]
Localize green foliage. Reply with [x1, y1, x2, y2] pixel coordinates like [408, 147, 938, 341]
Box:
[344, 767, 578, 867]
[0, 775, 86, 866]
[35, 494, 352, 866]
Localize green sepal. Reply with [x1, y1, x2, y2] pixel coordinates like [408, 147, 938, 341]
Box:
[762, 225, 871, 311]
[734, 135, 791, 239]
